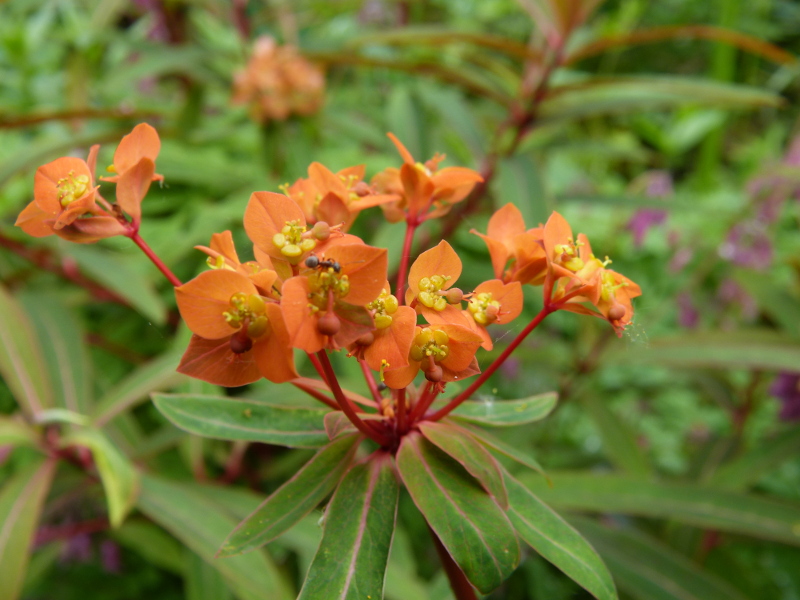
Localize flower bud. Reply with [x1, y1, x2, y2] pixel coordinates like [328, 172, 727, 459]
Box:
[317, 311, 341, 336]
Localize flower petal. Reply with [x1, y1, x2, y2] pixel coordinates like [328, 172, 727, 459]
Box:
[177, 334, 261, 387]
[175, 270, 258, 339]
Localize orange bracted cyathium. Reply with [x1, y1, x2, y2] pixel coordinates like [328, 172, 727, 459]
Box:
[16, 126, 641, 445]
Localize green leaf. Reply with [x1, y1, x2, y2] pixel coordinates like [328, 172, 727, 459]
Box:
[540, 76, 785, 124]
[152, 393, 331, 448]
[137, 474, 292, 600]
[569, 516, 750, 600]
[387, 85, 424, 160]
[18, 292, 92, 414]
[449, 392, 557, 426]
[298, 453, 399, 600]
[0, 416, 39, 448]
[520, 472, 800, 547]
[61, 244, 167, 325]
[419, 420, 508, 509]
[92, 350, 185, 426]
[707, 424, 800, 490]
[396, 432, 520, 594]
[219, 433, 362, 557]
[605, 330, 800, 372]
[495, 154, 549, 227]
[504, 471, 618, 600]
[0, 285, 53, 418]
[63, 428, 139, 528]
[185, 550, 233, 600]
[34, 408, 90, 427]
[0, 459, 57, 600]
[455, 421, 547, 477]
[112, 520, 185, 575]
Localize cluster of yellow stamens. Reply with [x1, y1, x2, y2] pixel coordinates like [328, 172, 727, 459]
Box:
[467, 292, 501, 325]
[223, 292, 269, 338]
[56, 171, 91, 207]
[417, 275, 458, 311]
[409, 328, 450, 364]
[368, 289, 399, 329]
[554, 238, 585, 272]
[272, 220, 317, 261]
[307, 267, 350, 311]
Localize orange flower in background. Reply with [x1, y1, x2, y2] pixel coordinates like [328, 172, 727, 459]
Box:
[175, 269, 296, 386]
[383, 323, 482, 389]
[471, 203, 547, 286]
[232, 36, 325, 123]
[280, 243, 388, 353]
[372, 133, 483, 223]
[405, 240, 464, 321]
[15, 147, 126, 243]
[282, 163, 398, 230]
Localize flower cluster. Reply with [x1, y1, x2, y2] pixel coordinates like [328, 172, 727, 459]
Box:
[232, 36, 325, 123]
[16, 125, 641, 446]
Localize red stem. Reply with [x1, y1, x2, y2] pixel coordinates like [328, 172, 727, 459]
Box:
[396, 217, 418, 302]
[360, 360, 383, 404]
[396, 388, 407, 433]
[129, 232, 182, 287]
[407, 382, 435, 424]
[291, 380, 339, 410]
[306, 351, 328, 383]
[427, 306, 552, 422]
[316, 351, 391, 446]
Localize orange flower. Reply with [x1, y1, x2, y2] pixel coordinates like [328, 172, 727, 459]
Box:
[15, 147, 126, 243]
[405, 240, 464, 321]
[382, 324, 482, 389]
[194, 230, 279, 296]
[372, 133, 483, 223]
[232, 36, 325, 123]
[471, 203, 547, 285]
[282, 163, 398, 231]
[175, 269, 296, 386]
[280, 243, 388, 353]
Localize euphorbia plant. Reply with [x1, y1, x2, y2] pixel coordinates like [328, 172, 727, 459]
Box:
[16, 124, 640, 600]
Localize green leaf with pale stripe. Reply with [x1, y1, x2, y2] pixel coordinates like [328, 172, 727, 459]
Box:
[504, 471, 618, 600]
[0, 416, 39, 448]
[0, 285, 53, 418]
[298, 453, 398, 600]
[454, 421, 547, 477]
[64, 428, 139, 528]
[0, 459, 57, 600]
[185, 550, 233, 600]
[137, 473, 292, 600]
[153, 393, 331, 448]
[419, 420, 508, 508]
[448, 392, 557, 427]
[219, 434, 361, 557]
[520, 472, 800, 547]
[569, 516, 750, 600]
[396, 431, 519, 594]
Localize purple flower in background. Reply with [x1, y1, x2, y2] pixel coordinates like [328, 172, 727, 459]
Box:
[770, 372, 800, 421]
[627, 171, 671, 247]
[718, 221, 773, 270]
[677, 292, 699, 329]
[101, 540, 122, 573]
[62, 532, 92, 564]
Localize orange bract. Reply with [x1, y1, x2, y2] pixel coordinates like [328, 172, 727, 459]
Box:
[194, 230, 278, 296]
[102, 123, 163, 184]
[406, 240, 463, 321]
[372, 133, 483, 223]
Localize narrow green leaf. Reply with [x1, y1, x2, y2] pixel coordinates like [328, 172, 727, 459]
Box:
[569, 516, 750, 600]
[419, 421, 508, 509]
[324, 411, 356, 440]
[707, 424, 800, 490]
[396, 432, 520, 594]
[449, 392, 557, 426]
[112, 520, 185, 574]
[298, 453, 399, 600]
[578, 395, 651, 476]
[387, 86, 424, 160]
[137, 474, 292, 600]
[495, 154, 549, 227]
[520, 472, 800, 547]
[185, 550, 233, 600]
[92, 351, 185, 426]
[454, 421, 547, 477]
[61, 244, 167, 325]
[34, 408, 90, 427]
[605, 330, 800, 372]
[152, 393, 331, 448]
[504, 471, 618, 600]
[0, 285, 53, 418]
[18, 292, 92, 413]
[219, 433, 361, 557]
[0, 416, 39, 448]
[63, 428, 139, 528]
[0, 459, 57, 600]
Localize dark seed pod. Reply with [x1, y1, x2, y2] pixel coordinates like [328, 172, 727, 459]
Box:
[608, 303, 626, 321]
[424, 364, 443, 383]
[317, 311, 341, 336]
[230, 329, 253, 354]
[355, 331, 375, 346]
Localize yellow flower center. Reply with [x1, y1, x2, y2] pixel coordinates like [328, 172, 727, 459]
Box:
[222, 292, 270, 338]
[368, 289, 399, 329]
[272, 220, 317, 262]
[417, 275, 451, 311]
[409, 328, 450, 364]
[467, 292, 501, 325]
[600, 271, 628, 303]
[554, 239, 584, 272]
[306, 267, 350, 311]
[56, 171, 91, 207]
